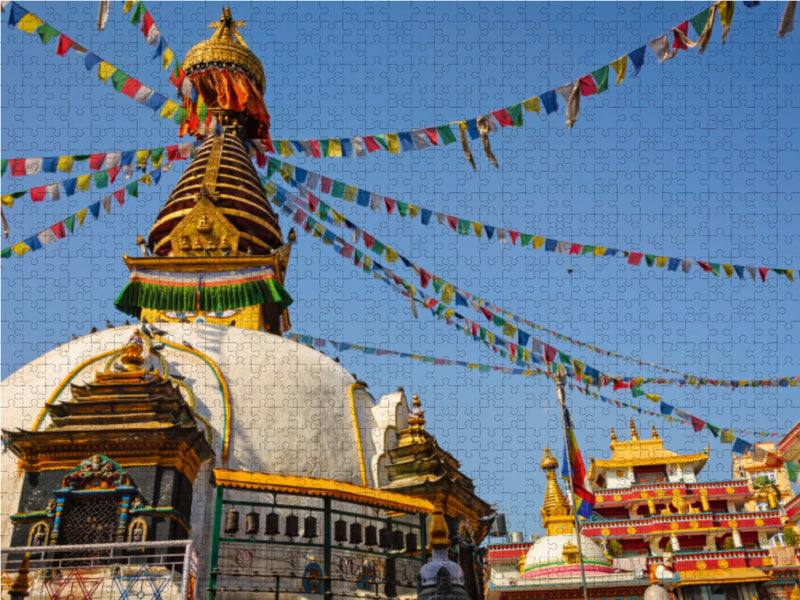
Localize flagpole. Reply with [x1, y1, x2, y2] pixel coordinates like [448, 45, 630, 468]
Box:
[554, 370, 589, 600]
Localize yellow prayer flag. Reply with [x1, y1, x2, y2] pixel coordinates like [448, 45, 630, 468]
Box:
[472, 222, 483, 237]
[444, 309, 454, 320]
[97, 61, 116, 82]
[387, 133, 400, 154]
[264, 182, 277, 197]
[593, 246, 607, 256]
[502, 321, 517, 338]
[76, 174, 92, 192]
[441, 283, 455, 305]
[610, 55, 628, 85]
[12, 242, 30, 256]
[280, 164, 294, 179]
[487, 331, 495, 344]
[328, 139, 342, 157]
[140, 174, 152, 185]
[522, 97, 540, 113]
[385, 248, 398, 263]
[136, 150, 151, 171]
[468, 363, 479, 370]
[787, 270, 795, 282]
[645, 393, 661, 402]
[523, 349, 531, 362]
[57, 156, 74, 173]
[160, 100, 179, 119]
[343, 186, 358, 202]
[279, 140, 294, 157]
[76, 208, 88, 226]
[723, 264, 735, 278]
[162, 48, 175, 70]
[408, 205, 420, 218]
[656, 256, 669, 268]
[123, 1, 136, 12]
[331, 210, 345, 224]
[1, 195, 15, 208]
[17, 13, 44, 34]
[532, 236, 545, 249]
[719, 1, 734, 28]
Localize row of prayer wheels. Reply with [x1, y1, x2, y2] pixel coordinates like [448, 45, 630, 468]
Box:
[224, 509, 418, 551]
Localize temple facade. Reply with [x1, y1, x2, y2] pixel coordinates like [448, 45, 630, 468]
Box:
[487, 420, 800, 600]
[0, 10, 492, 600]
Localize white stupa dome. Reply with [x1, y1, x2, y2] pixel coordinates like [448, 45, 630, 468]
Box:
[521, 533, 614, 580]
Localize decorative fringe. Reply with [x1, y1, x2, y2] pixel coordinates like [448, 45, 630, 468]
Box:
[695, 3, 719, 54]
[779, 0, 797, 38]
[477, 115, 499, 168]
[458, 121, 476, 170]
[566, 82, 581, 129]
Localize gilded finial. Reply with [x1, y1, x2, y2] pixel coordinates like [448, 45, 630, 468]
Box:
[208, 6, 247, 46]
[429, 508, 450, 550]
[408, 394, 426, 430]
[629, 418, 639, 441]
[541, 447, 558, 470]
[651, 424, 659, 439]
[540, 447, 570, 531]
[610, 427, 617, 443]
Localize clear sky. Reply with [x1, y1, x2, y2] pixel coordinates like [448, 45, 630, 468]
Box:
[1, 2, 798, 538]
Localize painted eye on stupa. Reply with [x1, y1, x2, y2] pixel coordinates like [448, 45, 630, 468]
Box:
[205, 309, 239, 318]
[164, 311, 197, 319]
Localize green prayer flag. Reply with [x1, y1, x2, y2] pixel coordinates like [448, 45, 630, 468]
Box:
[129, 1, 146, 24]
[331, 181, 346, 198]
[706, 423, 720, 438]
[631, 387, 645, 398]
[318, 204, 329, 221]
[63, 215, 75, 233]
[371, 239, 385, 256]
[432, 277, 444, 294]
[581, 245, 594, 255]
[1, 247, 12, 258]
[373, 135, 388, 150]
[37, 23, 59, 44]
[787, 461, 799, 484]
[591, 65, 609, 94]
[492, 314, 504, 327]
[111, 70, 130, 92]
[319, 139, 330, 156]
[645, 254, 656, 267]
[396, 202, 408, 217]
[93, 170, 109, 189]
[479, 364, 491, 373]
[558, 351, 571, 365]
[507, 104, 523, 127]
[457, 219, 471, 235]
[126, 181, 138, 197]
[519, 233, 532, 247]
[436, 125, 457, 145]
[74, 154, 91, 162]
[173, 107, 188, 125]
[690, 8, 711, 36]
[1, 160, 7, 176]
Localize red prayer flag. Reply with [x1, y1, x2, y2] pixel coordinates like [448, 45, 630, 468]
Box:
[419, 269, 431, 288]
[361, 232, 375, 249]
[30, 186, 47, 202]
[255, 152, 267, 168]
[141, 11, 154, 36]
[89, 154, 106, 170]
[341, 243, 355, 259]
[544, 344, 558, 363]
[481, 307, 493, 321]
[696, 261, 713, 272]
[613, 380, 630, 391]
[579, 74, 598, 96]
[121, 78, 142, 98]
[9, 159, 26, 176]
[673, 21, 689, 50]
[166, 145, 180, 161]
[472, 322, 479, 337]
[107, 166, 121, 184]
[363, 136, 381, 153]
[307, 193, 319, 213]
[114, 188, 125, 205]
[758, 267, 769, 282]
[56, 34, 73, 56]
[424, 127, 439, 145]
[492, 108, 514, 127]
[50, 222, 66, 239]
[509, 231, 520, 245]
[384, 197, 396, 214]
[320, 176, 332, 194]
[628, 252, 644, 265]
[690, 416, 706, 432]
[447, 215, 459, 231]
[569, 243, 582, 255]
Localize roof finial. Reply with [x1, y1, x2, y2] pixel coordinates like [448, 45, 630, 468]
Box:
[610, 427, 617, 443]
[429, 508, 450, 550]
[408, 394, 426, 430]
[630, 417, 639, 441]
[651, 424, 659, 439]
[208, 6, 247, 46]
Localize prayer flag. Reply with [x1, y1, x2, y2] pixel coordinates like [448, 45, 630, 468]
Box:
[562, 408, 595, 518]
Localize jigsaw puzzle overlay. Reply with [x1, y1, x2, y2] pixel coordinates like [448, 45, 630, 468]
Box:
[1, 2, 798, 594]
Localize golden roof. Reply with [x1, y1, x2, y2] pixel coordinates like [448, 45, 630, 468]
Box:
[588, 420, 708, 480]
[148, 132, 283, 256]
[540, 447, 573, 536]
[183, 7, 266, 93]
[674, 567, 768, 588]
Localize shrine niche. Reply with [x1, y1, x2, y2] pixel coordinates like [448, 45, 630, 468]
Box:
[62, 455, 130, 490]
[168, 187, 239, 257]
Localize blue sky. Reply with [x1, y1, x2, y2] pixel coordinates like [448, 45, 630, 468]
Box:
[2, 2, 798, 537]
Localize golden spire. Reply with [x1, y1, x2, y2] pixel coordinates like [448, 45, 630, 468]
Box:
[429, 508, 450, 550]
[540, 447, 572, 535]
[208, 6, 247, 46]
[651, 424, 659, 439]
[630, 418, 639, 441]
[610, 427, 617, 443]
[408, 394, 426, 431]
